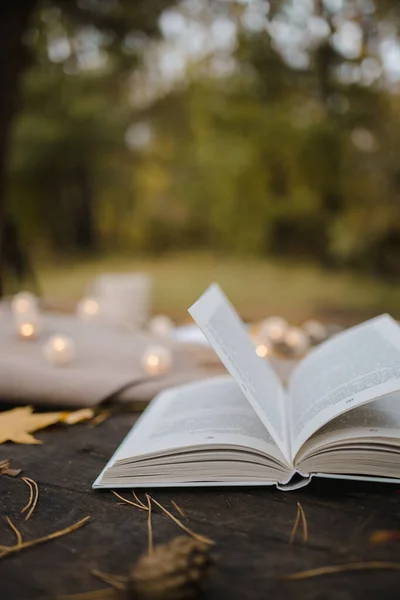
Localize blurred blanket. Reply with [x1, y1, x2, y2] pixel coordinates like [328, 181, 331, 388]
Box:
[0, 308, 296, 408]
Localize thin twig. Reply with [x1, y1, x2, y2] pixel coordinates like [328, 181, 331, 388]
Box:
[289, 503, 301, 544]
[21, 478, 34, 515]
[22, 477, 39, 521]
[146, 494, 153, 555]
[91, 569, 127, 591]
[111, 490, 147, 511]
[149, 497, 214, 546]
[132, 490, 148, 510]
[5, 517, 23, 547]
[283, 561, 400, 580]
[0, 516, 90, 560]
[171, 500, 188, 521]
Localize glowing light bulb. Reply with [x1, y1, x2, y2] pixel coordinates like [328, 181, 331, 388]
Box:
[148, 315, 174, 337]
[259, 316, 288, 344]
[11, 291, 38, 316]
[256, 343, 270, 358]
[141, 345, 172, 376]
[284, 327, 310, 357]
[20, 323, 35, 339]
[77, 297, 100, 321]
[43, 335, 75, 366]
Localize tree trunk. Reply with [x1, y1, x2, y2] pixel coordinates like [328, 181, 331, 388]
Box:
[0, 1, 37, 297]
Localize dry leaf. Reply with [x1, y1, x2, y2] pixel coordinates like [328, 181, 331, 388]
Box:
[0, 406, 95, 444]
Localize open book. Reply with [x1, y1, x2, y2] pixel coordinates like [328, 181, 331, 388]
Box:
[94, 284, 400, 491]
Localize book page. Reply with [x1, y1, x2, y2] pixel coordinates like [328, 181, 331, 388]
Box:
[110, 376, 289, 469]
[189, 284, 289, 460]
[289, 315, 400, 456]
[297, 390, 400, 463]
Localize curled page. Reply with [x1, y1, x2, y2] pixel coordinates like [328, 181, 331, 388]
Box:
[189, 284, 290, 461]
[289, 314, 400, 456]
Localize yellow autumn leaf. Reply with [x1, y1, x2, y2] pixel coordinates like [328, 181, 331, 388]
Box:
[0, 406, 94, 444]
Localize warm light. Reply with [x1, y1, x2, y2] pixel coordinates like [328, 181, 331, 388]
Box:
[148, 315, 174, 337]
[142, 345, 172, 376]
[256, 344, 270, 358]
[43, 335, 75, 367]
[85, 299, 99, 315]
[148, 354, 160, 366]
[284, 327, 310, 356]
[53, 337, 67, 352]
[259, 316, 288, 344]
[77, 297, 100, 320]
[20, 323, 35, 338]
[12, 291, 38, 316]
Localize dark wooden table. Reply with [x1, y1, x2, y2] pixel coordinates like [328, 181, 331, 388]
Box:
[1, 412, 400, 600]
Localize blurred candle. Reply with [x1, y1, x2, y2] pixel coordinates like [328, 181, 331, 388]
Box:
[11, 291, 38, 317]
[148, 315, 174, 337]
[43, 335, 75, 366]
[259, 316, 288, 344]
[141, 345, 172, 376]
[77, 297, 100, 321]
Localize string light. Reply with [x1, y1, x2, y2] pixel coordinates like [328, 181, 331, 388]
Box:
[19, 322, 35, 339]
[148, 315, 174, 337]
[43, 335, 75, 367]
[141, 345, 172, 376]
[256, 343, 271, 358]
[284, 327, 310, 357]
[11, 291, 38, 316]
[77, 297, 100, 321]
[259, 316, 288, 344]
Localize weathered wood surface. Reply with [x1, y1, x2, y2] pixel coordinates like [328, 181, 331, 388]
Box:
[1, 412, 400, 600]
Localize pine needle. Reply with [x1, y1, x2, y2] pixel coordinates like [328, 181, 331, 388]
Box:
[283, 561, 400, 580]
[149, 496, 214, 546]
[298, 502, 308, 542]
[289, 504, 301, 544]
[132, 490, 148, 510]
[88, 411, 111, 428]
[5, 517, 23, 547]
[56, 589, 115, 600]
[171, 500, 188, 521]
[111, 490, 148, 511]
[0, 515, 90, 560]
[0, 458, 9, 469]
[146, 494, 153, 554]
[91, 569, 127, 591]
[21, 478, 34, 515]
[22, 477, 39, 520]
[289, 502, 308, 544]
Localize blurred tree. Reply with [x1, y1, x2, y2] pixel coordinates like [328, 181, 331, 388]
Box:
[0, 0, 174, 295]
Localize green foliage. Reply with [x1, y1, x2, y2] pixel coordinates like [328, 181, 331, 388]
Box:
[6, 0, 400, 276]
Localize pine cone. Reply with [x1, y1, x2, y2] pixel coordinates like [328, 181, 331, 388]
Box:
[127, 536, 213, 600]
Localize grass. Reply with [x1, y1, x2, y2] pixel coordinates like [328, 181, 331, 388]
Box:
[36, 252, 400, 325]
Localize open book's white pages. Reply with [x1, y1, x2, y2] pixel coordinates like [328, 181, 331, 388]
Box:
[289, 315, 400, 456]
[93, 377, 292, 488]
[189, 284, 290, 461]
